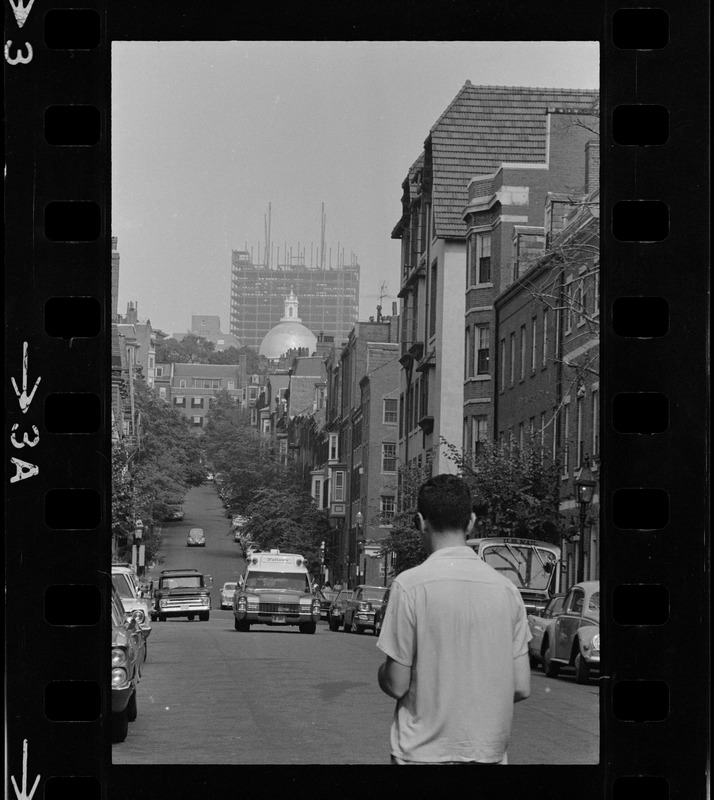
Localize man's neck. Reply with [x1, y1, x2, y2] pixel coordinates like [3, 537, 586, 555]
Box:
[428, 531, 468, 553]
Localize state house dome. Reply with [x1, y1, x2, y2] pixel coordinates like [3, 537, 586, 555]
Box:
[258, 291, 317, 360]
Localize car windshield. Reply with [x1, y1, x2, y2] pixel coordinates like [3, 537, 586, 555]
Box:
[361, 588, 387, 602]
[112, 573, 136, 599]
[245, 571, 309, 592]
[338, 591, 353, 601]
[588, 591, 600, 612]
[480, 544, 558, 591]
[162, 576, 202, 589]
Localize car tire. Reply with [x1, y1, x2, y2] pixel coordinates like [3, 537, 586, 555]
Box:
[199, 612, 209, 622]
[237, 619, 250, 632]
[575, 653, 591, 684]
[187, 614, 195, 621]
[127, 690, 138, 722]
[111, 708, 129, 743]
[158, 614, 166, 622]
[299, 622, 316, 634]
[150, 614, 157, 622]
[529, 652, 539, 670]
[328, 618, 338, 631]
[544, 645, 560, 678]
[343, 615, 351, 632]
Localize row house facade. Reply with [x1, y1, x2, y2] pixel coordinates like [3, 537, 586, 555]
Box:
[393, 82, 598, 479]
[154, 362, 243, 429]
[494, 183, 600, 588]
[295, 316, 400, 588]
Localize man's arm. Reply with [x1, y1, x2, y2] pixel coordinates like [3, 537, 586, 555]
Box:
[378, 656, 412, 700]
[513, 652, 531, 702]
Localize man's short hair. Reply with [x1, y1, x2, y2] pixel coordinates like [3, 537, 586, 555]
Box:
[417, 474, 473, 533]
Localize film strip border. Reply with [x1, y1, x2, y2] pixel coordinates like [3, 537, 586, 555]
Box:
[3, 2, 708, 798]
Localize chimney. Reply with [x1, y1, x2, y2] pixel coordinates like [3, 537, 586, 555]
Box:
[585, 140, 600, 194]
[376, 304, 382, 322]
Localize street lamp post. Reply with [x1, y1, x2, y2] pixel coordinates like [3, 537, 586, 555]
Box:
[574, 462, 596, 583]
[355, 511, 364, 587]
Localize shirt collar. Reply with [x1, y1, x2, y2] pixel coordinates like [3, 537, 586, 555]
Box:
[428, 545, 479, 560]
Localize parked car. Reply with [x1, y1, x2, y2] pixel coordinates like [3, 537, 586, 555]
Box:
[111, 586, 144, 743]
[111, 565, 152, 661]
[527, 593, 566, 669]
[327, 589, 354, 631]
[342, 585, 389, 634]
[150, 568, 213, 622]
[316, 588, 337, 620]
[187, 527, 206, 547]
[541, 581, 600, 684]
[163, 504, 184, 521]
[373, 587, 391, 635]
[220, 582, 239, 609]
[244, 541, 260, 558]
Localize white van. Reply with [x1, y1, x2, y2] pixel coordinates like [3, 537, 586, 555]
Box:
[233, 550, 320, 634]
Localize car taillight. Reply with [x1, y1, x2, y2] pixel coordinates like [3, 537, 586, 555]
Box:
[112, 647, 127, 668]
[112, 667, 127, 687]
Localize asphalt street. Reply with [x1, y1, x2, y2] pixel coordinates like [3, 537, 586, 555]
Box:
[113, 484, 599, 765]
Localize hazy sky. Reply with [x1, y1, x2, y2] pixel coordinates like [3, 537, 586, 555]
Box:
[112, 41, 598, 336]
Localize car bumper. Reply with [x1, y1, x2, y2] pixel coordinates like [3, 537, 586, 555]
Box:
[353, 613, 376, 630]
[156, 606, 210, 616]
[112, 685, 134, 714]
[237, 611, 318, 626]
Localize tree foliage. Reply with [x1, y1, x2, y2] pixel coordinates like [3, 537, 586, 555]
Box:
[242, 486, 333, 581]
[155, 335, 263, 373]
[112, 380, 206, 564]
[202, 390, 292, 513]
[442, 438, 564, 545]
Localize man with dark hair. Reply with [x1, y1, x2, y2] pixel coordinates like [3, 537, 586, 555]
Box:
[376, 473, 531, 764]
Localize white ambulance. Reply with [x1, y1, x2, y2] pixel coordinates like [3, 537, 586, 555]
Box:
[233, 550, 320, 634]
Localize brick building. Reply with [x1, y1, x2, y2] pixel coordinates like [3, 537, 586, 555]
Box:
[157, 363, 243, 429]
[493, 180, 600, 589]
[392, 83, 598, 480]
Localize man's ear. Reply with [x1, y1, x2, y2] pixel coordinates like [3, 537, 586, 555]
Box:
[465, 511, 477, 537]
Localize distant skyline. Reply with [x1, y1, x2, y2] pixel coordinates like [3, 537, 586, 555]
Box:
[112, 41, 598, 337]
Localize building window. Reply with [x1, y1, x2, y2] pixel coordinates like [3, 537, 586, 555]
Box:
[399, 394, 404, 438]
[574, 281, 585, 327]
[148, 356, 155, 369]
[249, 387, 258, 400]
[562, 401, 571, 474]
[329, 433, 339, 461]
[333, 471, 345, 502]
[509, 333, 516, 386]
[381, 495, 395, 519]
[529, 416, 535, 441]
[464, 326, 472, 379]
[179, 380, 187, 388]
[472, 417, 488, 455]
[429, 261, 438, 338]
[500, 338, 506, 391]
[155, 366, 164, 377]
[564, 280, 573, 334]
[531, 317, 537, 373]
[191, 397, 204, 408]
[382, 443, 397, 473]
[591, 389, 599, 458]
[476, 325, 490, 375]
[173, 396, 186, 407]
[520, 325, 526, 381]
[159, 387, 167, 399]
[312, 478, 323, 507]
[542, 308, 549, 367]
[191, 416, 203, 427]
[540, 412, 547, 453]
[472, 232, 491, 284]
[227, 381, 235, 390]
[518, 422, 524, 451]
[383, 398, 398, 424]
[576, 396, 584, 466]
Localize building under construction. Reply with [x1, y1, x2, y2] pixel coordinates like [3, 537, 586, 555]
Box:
[230, 249, 360, 350]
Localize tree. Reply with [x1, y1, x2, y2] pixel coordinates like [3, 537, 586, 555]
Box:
[202, 390, 289, 513]
[208, 345, 262, 374]
[442, 438, 564, 545]
[155, 333, 215, 364]
[242, 485, 333, 581]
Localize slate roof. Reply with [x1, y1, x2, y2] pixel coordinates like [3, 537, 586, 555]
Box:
[411, 83, 598, 239]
